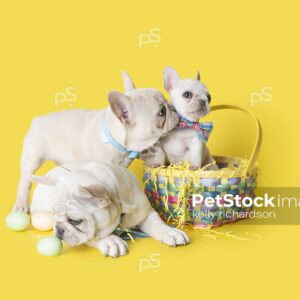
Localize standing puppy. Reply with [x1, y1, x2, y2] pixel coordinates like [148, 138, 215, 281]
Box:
[142, 67, 217, 169]
[14, 72, 179, 213]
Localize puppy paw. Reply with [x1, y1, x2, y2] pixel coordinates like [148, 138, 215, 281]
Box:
[97, 235, 128, 258]
[13, 202, 30, 213]
[157, 228, 190, 247]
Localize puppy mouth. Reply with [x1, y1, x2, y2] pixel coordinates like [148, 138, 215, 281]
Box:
[188, 108, 206, 114]
[63, 239, 79, 247]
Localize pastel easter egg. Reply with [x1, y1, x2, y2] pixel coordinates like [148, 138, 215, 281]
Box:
[6, 211, 31, 231]
[31, 211, 54, 231]
[37, 236, 63, 257]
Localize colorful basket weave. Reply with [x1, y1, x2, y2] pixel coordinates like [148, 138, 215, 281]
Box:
[142, 105, 262, 229]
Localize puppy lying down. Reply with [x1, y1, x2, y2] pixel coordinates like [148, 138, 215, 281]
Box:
[30, 162, 189, 257]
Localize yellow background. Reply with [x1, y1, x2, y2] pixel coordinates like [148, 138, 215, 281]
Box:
[0, 0, 299, 299]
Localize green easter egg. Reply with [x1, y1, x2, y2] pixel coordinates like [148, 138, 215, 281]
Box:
[6, 211, 31, 231]
[37, 236, 63, 257]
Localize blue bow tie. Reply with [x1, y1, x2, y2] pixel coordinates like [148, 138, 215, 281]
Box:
[101, 120, 139, 160]
[177, 116, 213, 143]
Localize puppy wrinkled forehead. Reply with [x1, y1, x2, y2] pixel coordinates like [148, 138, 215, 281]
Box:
[127, 90, 167, 113]
[181, 78, 207, 92]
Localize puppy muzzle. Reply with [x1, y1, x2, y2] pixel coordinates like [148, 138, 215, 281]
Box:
[55, 225, 65, 240]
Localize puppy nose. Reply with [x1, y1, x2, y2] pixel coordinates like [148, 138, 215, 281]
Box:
[200, 100, 206, 106]
[56, 226, 65, 239]
[207, 94, 211, 103]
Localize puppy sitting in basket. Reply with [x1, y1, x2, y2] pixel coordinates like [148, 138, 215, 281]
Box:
[142, 67, 218, 170]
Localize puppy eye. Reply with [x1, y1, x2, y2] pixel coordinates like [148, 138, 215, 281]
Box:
[68, 218, 83, 226]
[183, 91, 193, 99]
[170, 105, 177, 113]
[207, 94, 211, 103]
[158, 106, 166, 117]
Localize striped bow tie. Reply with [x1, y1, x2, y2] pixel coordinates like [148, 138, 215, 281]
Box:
[177, 116, 213, 143]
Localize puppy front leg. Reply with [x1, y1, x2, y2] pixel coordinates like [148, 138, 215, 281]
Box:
[140, 142, 166, 167]
[87, 234, 128, 258]
[189, 137, 203, 169]
[139, 211, 190, 247]
[14, 134, 45, 212]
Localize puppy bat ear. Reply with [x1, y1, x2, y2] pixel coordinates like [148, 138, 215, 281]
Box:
[108, 90, 132, 125]
[121, 70, 136, 94]
[196, 70, 201, 81]
[77, 186, 111, 209]
[27, 174, 56, 186]
[163, 66, 180, 92]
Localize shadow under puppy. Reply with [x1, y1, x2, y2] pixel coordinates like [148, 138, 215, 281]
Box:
[14, 71, 179, 213]
[30, 162, 189, 257]
[142, 67, 218, 170]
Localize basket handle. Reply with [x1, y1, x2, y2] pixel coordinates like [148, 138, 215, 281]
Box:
[210, 104, 262, 177]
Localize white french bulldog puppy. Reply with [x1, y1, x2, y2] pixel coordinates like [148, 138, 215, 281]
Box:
[142, 67, 217, 170]
[14, 71, 179, 213]
[30, 162, 190, 257]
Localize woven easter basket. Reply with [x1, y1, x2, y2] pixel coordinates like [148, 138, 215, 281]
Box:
[142, 105, 262, 229]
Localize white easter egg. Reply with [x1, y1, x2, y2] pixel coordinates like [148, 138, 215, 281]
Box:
[31, 211, 54, 231]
